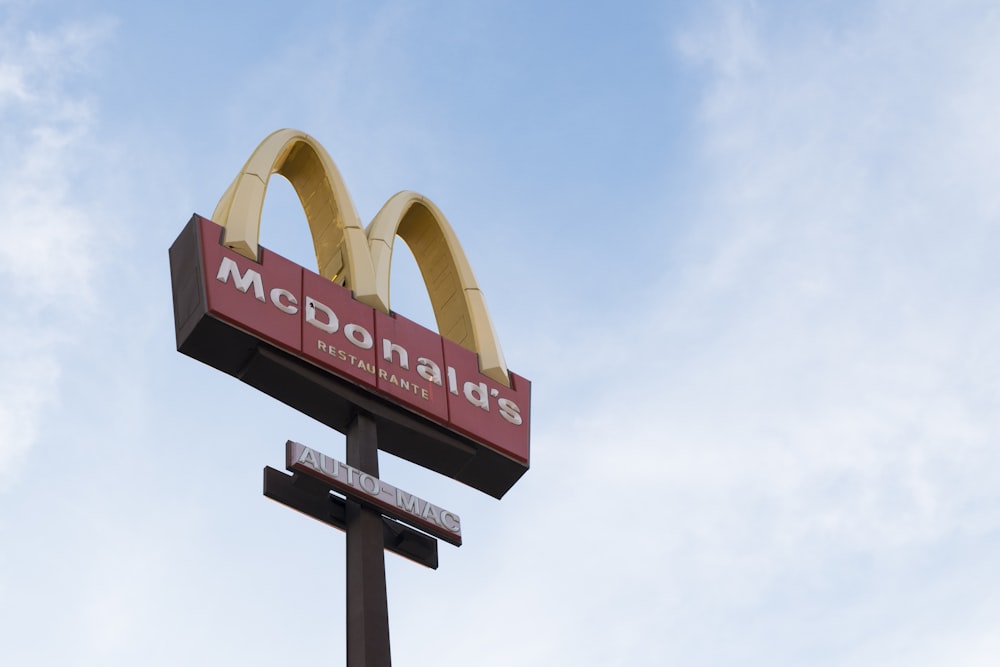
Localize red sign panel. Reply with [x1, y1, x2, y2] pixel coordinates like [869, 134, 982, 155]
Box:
[441, 338, 530, 466]
[301, 270, 379, 388]
[374, 310, 449, 425]
[201, 222, 303, 352]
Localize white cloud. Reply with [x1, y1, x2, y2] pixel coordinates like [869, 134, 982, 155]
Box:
[486, 2, 1000, 663]
[641, 0, 1000, 551]
[0, 61, 30, 106]
[0, 16, 114, 487]
[0, 339, 59, 483]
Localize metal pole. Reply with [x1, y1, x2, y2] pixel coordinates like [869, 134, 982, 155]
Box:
[345, 412, 392, 667]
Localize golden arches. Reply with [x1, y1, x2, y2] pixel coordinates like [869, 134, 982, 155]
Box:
[211, 129, 509, 385]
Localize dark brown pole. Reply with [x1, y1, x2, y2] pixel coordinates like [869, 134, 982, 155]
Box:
[345, 412, 392, 667]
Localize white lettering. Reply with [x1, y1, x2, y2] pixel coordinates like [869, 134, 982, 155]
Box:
[417, 357, 443, 385]
[359, 473, 380, 496]
[498, 398, 523, 426]
[270, 288, 299, 314]
[344, 323, 374, 349]
[382, 339, 409, 369]
[396, 489, 420, 514]
[464, 381, 490, 411]
[298, 447, 319, 469]
[440, 510, 461, 533]
[420, 502, 442, 526]
[305, 297, 339, 334]
[216, 257, 264, 302]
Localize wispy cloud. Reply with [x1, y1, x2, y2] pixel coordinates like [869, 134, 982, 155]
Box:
[504, 2, 1000, 663]
[0, 17, 115, 487]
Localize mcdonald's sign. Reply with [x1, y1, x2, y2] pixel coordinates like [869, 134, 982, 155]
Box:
[169, 130, 529, 497]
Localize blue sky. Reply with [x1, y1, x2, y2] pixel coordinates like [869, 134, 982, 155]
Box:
[3, 1, 1000, 665]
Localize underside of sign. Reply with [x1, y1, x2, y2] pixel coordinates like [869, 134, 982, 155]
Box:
[170, 215, 530, 498]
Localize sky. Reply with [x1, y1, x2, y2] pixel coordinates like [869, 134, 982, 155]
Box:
[2, 0, 1000, 665]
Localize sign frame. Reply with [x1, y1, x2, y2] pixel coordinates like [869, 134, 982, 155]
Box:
[170, 214, 530, 498]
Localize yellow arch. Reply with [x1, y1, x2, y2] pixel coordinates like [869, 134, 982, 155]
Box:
[211, 129, 382, 310]
[368, 192, 508, 385]
[211, 129, 510, 385]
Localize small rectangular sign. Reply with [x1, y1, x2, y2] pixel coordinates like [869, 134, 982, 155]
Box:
[286, 441, 462, 546]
